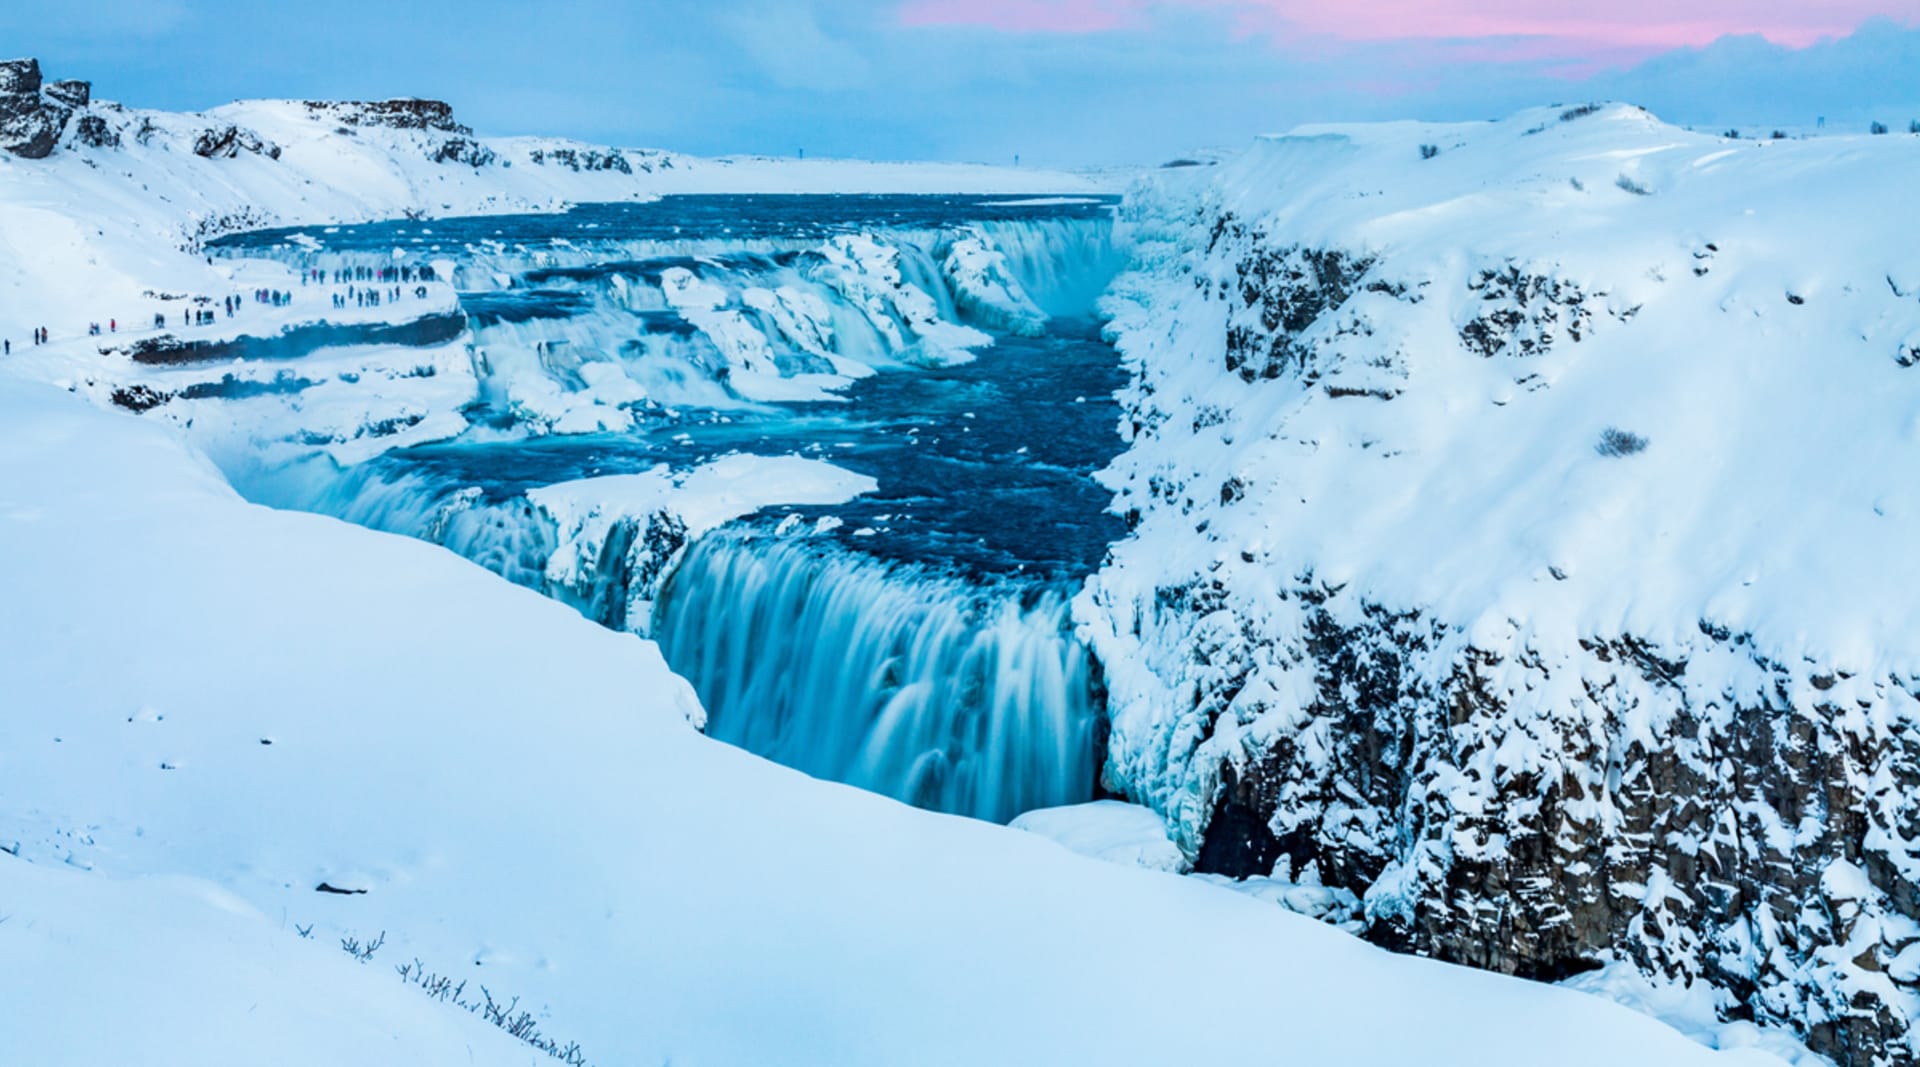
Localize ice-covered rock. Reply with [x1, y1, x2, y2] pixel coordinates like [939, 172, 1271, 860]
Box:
[1085, 103, 1920, 1065]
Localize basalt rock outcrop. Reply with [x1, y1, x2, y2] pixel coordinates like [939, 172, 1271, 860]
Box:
[303, 97, 468, 134]
[192, 124, 282, 160]
[0, 58, 85, 159]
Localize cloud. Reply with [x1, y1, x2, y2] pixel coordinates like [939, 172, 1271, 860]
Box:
[720, 3, 877, 92]
[3, 0, 1917, 165]
[897, 0, 1920, 49]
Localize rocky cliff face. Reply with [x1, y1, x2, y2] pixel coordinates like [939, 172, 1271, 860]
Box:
[1085, 108, 1920, 1065]
[0, 58, 86, 158]
[302, 98, 467, 133]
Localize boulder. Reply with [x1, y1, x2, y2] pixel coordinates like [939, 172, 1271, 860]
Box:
[0, 58, 85, 159]
[45, 79, 90, 108]
[0, 94, 70, 159]
[0, 57, 41, 95]
[192, 125, 282, 161]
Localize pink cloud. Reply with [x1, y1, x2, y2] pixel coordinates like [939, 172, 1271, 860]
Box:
[899, 0, 1148, 33]
[897, 0, 1920, 50]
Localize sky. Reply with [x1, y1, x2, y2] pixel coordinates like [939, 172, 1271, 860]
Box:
[3, 0, 1918, 165]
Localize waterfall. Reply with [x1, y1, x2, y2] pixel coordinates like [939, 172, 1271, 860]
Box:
[653, 531, 1101, 823]
[212, 197, 1129, 826]
[971, 218, 1127, 317]
[237, 456, 556, 583]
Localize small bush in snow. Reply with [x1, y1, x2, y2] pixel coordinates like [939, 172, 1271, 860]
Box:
[1615, 174, 1652, 196]
[395, 959, 591, 1066]
[1871, 121, 1889, 135]
[1910, 120, 1920, 134]
[1419, 144, 1440, 160]
[1560, 103, 1602, 122]
[340, 930, 385, 963]
[1723, 128, 1740, 139]
[1595, 427, 1649, 457]
[1772, 130, 1789, 140]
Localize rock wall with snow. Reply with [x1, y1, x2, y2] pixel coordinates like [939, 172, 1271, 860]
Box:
[1083, 105, 1920, 1065]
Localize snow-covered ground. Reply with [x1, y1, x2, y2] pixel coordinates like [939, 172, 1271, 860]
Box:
[0, 376, 1780, 1065]
[0, 65, 1872, 1065]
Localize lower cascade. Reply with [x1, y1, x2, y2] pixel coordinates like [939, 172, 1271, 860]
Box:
[653, 531, 1100, 823]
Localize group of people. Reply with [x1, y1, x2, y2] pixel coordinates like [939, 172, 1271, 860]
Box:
[332, 284, 432, 309]
[3, 327, 55, 355]
[3, 260, 445, 357]
[322, 263, 437, 285]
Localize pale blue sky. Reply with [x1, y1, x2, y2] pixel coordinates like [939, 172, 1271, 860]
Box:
[3, 0, 1917, 164]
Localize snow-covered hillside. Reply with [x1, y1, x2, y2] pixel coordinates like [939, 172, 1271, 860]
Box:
[1084, 103, 1920, 1064]
[0, 378, 1774, 1066]
[0, 57, 1113, 459]
[0, 52, 1894, 1065]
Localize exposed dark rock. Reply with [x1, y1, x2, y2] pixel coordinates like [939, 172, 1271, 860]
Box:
[44, 78, 89, 107]
[303, 98, 469, 134]
[430, 136, 497, 168]
[1210, 217, 1378, 384]
[108, 384, 167, 413]
[1, 58, 77, 159]
[1459, 263, 1602, 359]
[72, 113, 120, 149]
[192, 125, 282, 160]
[120, 311, 466, 365]
[527, 146, 633, 175]
[0, 57, 41, 95]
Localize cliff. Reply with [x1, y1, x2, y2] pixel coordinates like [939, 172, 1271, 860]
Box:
[1086, 104, 1920, 1065]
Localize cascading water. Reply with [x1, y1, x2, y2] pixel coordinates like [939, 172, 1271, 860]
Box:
[653, 532, 1098, 823]
[214, 193, 1131, 825]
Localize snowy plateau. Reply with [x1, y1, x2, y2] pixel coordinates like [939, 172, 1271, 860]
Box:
[0, 54, 1912, 1067]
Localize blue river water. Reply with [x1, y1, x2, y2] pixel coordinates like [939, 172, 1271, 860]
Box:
[227, 194, 1128, 822]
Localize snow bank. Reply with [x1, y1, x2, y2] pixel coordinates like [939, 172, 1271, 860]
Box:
[0, 857, 538, 1067]
[1010, 800, 1188, 873]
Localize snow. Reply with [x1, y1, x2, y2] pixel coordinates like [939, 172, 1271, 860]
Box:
[0, 858, 538, 1067]
[528, 453, 876, 548]
[1079, 101, 1920, 1059]
[0, 371, 1780, 1066]
[0, 83, 1849, 1064]
[1010, 800, 1188, 873]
